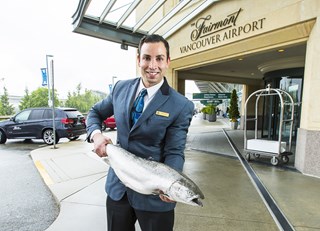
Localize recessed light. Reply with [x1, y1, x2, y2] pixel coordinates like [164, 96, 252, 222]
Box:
[278, 49, 285, 52]
[238, 58, 243, 61]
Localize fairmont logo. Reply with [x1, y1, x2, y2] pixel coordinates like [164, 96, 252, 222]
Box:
[180, 8, 266, 54]
[191, 8, 242, 41]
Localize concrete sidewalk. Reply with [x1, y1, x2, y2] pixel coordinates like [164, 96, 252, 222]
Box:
[31, 115, 320, 231]
[31, 137, 109, 231]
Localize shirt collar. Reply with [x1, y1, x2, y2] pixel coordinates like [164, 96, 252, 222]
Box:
[136, 78, 164, 99]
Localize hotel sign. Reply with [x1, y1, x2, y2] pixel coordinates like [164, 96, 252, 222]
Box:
[180, 8, 266, 54]
[200, 100, 223, 106]
[193, 93, 231, 100]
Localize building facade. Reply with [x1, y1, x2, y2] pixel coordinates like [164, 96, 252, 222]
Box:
[163, 0, 320, 177]
[72, 0, 320, 178]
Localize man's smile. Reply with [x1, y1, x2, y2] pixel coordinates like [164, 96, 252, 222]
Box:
[146, 70, 160, 76]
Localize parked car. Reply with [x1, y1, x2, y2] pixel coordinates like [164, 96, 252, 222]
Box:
[101, 116, 116, 131]
[0, 107, 86, 145]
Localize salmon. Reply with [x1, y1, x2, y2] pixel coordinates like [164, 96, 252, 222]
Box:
[103, 144, 205, 207]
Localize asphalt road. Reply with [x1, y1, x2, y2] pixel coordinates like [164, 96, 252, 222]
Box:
[0, 139, 60, 231]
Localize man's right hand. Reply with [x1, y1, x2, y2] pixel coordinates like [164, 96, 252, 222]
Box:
[92, 133, 113, 157]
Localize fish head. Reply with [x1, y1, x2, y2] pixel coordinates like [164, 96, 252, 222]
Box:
[168, 178, 204, 207]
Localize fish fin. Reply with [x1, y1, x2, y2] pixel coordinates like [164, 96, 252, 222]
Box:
[152, 190, 172, 200]
[161, 194, 172, 200]
[152, 189, 161, 195]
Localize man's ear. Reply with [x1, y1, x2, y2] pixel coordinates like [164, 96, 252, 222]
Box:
[137, 54, 141, 66]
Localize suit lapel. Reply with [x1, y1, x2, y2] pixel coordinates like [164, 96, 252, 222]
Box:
[131, 78, 170, 130]
[125, 79, 139, 130]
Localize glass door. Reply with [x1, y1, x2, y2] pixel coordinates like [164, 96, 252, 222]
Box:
[261, 76, 302, 143]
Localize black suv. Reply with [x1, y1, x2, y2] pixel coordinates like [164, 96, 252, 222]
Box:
[0, 107, 86, 145]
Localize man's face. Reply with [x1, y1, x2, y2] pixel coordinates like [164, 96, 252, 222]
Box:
[137, 41, 170, 88]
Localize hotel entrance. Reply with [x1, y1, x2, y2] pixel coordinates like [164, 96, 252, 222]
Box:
[261, 68, 304, 144]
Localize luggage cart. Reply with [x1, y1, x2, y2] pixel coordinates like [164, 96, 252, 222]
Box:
[243, 84, 294, 166]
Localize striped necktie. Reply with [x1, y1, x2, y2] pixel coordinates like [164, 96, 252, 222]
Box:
[131, 89, 147, 125]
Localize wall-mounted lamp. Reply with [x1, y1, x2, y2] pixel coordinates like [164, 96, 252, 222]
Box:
[121, 41, 128, 50]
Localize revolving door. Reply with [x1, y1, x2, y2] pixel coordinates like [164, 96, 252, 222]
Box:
[262, 68, 303, 143]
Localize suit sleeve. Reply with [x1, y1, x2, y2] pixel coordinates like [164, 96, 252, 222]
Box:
[163, 99, 194, 171]
[86, 92, 114, 142]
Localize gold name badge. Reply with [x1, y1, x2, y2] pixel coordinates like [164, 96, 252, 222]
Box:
[156, 111, 170, 117]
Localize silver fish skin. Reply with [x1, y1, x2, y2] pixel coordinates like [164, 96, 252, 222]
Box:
[103, 144, 204, 207]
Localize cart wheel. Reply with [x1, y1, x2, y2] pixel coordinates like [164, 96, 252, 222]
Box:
[245, 153, 251, 161]
[271, 156, 280, 166]
[281, 155, 289, 164]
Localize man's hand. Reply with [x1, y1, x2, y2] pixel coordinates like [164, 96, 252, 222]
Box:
[92, 133, 113, 157]
[159, 191, 175, 203]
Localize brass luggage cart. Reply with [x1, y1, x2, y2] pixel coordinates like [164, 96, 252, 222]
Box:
[243, 85, 294, 166]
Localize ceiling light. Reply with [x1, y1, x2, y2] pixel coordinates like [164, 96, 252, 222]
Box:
[278, 49, 285, 52]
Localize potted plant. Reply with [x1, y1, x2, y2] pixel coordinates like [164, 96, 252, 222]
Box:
[229, 89, 240, 129]
[200, 107, 207, 119]
[205, 104, 216, 122]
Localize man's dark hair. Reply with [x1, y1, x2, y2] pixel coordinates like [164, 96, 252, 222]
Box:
[138, 34, 170, 60]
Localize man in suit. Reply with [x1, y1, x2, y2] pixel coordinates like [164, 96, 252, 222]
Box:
[86, 34, 194, 231]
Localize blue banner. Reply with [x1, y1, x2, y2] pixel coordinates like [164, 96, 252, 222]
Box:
[41, 68, 47, 86]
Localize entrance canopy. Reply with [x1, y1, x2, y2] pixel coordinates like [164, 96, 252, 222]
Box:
[72, 0, 219, 48]
[71, 0, 307, 94]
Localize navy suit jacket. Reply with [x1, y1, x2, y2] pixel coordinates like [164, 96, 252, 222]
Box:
[86, 77, 194, 212]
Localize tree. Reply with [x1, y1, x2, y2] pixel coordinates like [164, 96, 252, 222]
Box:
[64, 83, 103, 113]
[0, 87, 15, 115]
[19, 88, 32, 111]
[229, 89, 240, 122]
[19, 87, 60, 110]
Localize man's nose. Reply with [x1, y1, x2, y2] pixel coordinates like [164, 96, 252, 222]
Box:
[148, 59, 157, 68]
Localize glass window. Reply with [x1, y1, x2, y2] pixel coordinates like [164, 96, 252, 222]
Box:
[263, 70, 303, 143]
[43, 109, 53, 119]
[28, 109, 45, 120]
[15, 110, 32, 122]
[64, 110, 83, 118]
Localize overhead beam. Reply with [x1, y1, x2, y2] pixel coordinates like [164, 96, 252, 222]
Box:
[216, 82, 229, 92]
[148, 0, 192, 34]
[163, 0, 219, 39]
[72, 0, 91, 27]
[73, 16, 145, 48]
[117, 0, 142, 29]
[179, 71, 262, 86]
[133, 0, 166, 33]
[99, 0, 117, 24]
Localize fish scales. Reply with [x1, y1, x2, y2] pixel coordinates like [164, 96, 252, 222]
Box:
[104, 144, 204, 207]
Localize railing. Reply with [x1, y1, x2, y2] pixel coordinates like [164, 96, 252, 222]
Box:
[0, 115, 11, 121]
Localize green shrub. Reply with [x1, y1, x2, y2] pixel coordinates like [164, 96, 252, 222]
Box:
[229, 89, 240, 122]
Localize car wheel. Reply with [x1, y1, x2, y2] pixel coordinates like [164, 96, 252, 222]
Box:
[69, 136, 80, 141]
[0, 130, 7, 144]
[43, 129, 59, 145]
[101, 122, 107, 131]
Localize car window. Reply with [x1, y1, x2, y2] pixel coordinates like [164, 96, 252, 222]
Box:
[64, 110, 83, 118]
[43, 109, 53, 119]
[28, 109, 45, 120]
[15, 110, 32, 122]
